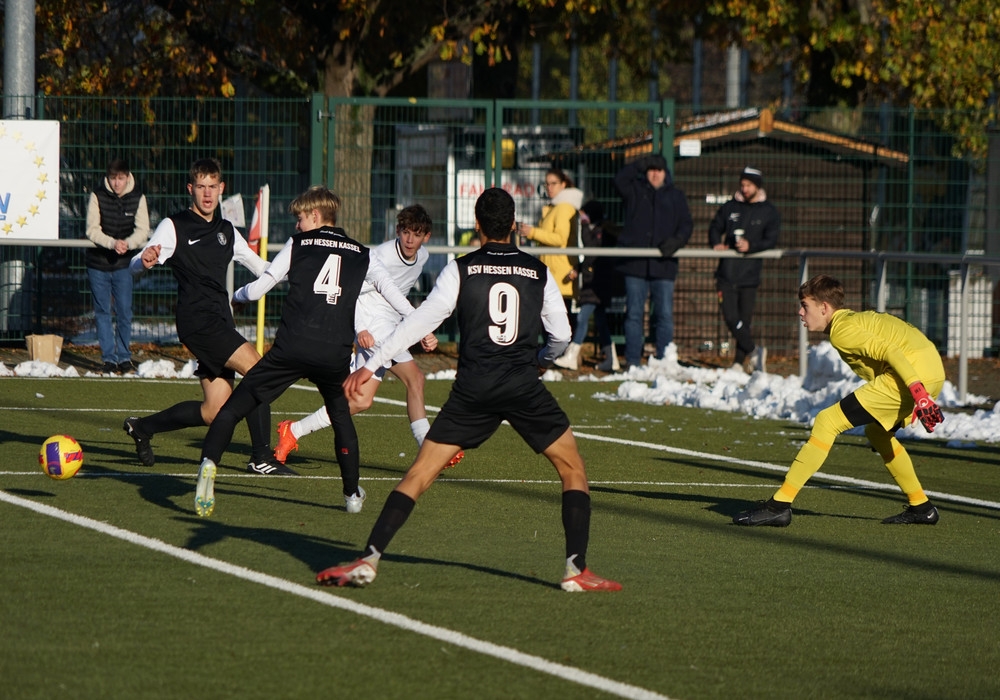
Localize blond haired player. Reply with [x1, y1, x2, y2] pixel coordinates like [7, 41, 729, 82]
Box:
[273, 204, 462, 471]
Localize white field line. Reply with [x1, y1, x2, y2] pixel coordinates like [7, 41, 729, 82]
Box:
[3, 393, 998, 510]
[571, 430, 1000, 511]
[0, 488, 670, 700]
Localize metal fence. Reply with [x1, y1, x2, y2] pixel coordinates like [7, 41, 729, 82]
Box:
[2, 95, 998, 372]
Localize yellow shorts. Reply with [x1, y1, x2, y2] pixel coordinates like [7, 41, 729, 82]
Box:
[853, 348, 945, 431]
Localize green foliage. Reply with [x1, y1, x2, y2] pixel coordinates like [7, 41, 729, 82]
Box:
[706, 0, 1000, 158]
[18, 0, 998, 156]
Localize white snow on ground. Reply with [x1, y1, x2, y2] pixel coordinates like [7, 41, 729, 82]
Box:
[5, 340, 998, 444]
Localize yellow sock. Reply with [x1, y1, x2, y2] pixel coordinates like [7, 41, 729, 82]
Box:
[865, 424, 928, 506]
[775, 403, 851, 503]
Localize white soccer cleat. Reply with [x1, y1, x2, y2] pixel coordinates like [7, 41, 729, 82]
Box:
[195, 458, 217, 517]
[316, 558, 378, 587]
[345, 485, 366, 514]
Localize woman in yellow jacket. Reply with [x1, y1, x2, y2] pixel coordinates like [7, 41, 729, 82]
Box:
[517, 168, 584, 302]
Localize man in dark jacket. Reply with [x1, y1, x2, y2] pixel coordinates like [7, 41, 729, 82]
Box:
[614, 154, 693, 368]
[709, 166, 781, 372]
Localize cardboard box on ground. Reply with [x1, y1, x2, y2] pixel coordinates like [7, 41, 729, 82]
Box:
[26, 334, 63, 364]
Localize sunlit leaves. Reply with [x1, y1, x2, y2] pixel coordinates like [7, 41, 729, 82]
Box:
[708, 0, 999, 158]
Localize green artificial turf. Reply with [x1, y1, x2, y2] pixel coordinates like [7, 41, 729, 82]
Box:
[1, 375, 998, 700]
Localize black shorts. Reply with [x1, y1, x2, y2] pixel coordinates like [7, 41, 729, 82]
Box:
[427, 378, 570, 453]
[181, 326, 248, 380]
[217, 343, 355, 445]
[238, 342, 352, 409]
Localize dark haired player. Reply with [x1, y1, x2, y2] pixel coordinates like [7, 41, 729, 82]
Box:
[316, 187, 622, 592]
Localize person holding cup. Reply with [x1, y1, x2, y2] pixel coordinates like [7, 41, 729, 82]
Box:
[709, 166, 781, 372]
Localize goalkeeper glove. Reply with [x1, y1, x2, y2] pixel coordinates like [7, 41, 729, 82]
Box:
[909, 382, 944, 433]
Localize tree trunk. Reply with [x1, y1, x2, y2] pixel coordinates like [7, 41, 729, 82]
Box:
[323, 50, 375, 243]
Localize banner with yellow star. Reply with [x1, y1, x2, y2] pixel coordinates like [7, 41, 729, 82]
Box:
[0, 121, 60, 240]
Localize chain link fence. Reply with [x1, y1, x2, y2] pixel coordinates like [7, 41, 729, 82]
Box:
[1, 95, 998, 362]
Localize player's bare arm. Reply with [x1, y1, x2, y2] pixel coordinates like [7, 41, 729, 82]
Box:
[343, 367, 374, 399]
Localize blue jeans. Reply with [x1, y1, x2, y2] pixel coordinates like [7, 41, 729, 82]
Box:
[572, 302, 613, 347]
[87, 266, 134, 364]
[623, 275, 674, 365]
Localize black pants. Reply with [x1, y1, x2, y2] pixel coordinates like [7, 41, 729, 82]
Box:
[717, 282, 757, 362]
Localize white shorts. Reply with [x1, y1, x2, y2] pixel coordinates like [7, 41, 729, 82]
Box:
[350, 342, 413, 381]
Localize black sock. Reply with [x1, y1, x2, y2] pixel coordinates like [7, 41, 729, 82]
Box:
[365, 490, 415, 556]
[141, 401, 205, 436]
[245, 402, 271, 463]
[562, 490, 591, 572]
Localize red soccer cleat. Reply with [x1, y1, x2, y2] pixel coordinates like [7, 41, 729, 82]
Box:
[316, 559, 378, 587]
[274, 420, 298, 464]
[560, 567, 622, 592]
[445, 450, 465, 469]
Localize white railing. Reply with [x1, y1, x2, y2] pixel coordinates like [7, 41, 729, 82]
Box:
[4, 238, 998, 401]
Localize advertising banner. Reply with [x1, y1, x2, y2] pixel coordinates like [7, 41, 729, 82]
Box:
[0, 121, 61, 240]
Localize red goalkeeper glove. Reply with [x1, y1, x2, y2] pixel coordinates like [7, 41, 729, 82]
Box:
[909, 382, 944, 433]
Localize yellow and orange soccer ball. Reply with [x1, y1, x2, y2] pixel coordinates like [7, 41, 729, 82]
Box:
[39, 435, 84, 480]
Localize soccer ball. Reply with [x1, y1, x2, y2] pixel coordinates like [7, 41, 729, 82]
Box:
[39, 435, 84, 480]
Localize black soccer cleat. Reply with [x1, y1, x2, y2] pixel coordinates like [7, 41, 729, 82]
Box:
[733, 500, 792, 527]
[123, 417, 155, 467]
[246, 459, 297, 476]
[882, 504, 939, 525]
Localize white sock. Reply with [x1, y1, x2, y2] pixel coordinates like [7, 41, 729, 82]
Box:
[411, 418, 430, 446]
[295, 406, 332, 439]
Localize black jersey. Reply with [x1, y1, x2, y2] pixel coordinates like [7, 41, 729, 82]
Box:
[165, 209, 240, 338]
[453, 243, 548, 389]
[275, 226, 370, 360]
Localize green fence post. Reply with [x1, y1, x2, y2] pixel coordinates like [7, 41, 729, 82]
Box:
[660, 98, 675, 172]
[310, 92, 326, 185]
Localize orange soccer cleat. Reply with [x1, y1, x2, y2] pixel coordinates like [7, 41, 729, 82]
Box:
[274, 420, 298, 464]
[560, 567, 622, 592]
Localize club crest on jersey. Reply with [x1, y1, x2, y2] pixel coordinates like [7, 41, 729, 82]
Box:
[217, 231, 228, 245]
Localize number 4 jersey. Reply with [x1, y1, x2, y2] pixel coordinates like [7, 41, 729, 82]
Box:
[234, 226, 415, 365]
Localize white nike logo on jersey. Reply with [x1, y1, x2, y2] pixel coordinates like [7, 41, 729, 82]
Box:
[188, 238, 202, 245]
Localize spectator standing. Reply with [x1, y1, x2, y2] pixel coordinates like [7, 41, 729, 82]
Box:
[517, 167, 584, 309]
[709, 166, 780, 372]
[614, 154, 693, 369]
[84, 159, 150, 374]
[554, 200, 620, 371]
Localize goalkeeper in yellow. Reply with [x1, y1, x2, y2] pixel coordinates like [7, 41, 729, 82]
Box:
[734, 274, 945, 527]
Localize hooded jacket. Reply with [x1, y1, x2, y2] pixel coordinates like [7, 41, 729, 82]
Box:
[613, 158, 693, 280]
[708, 188, 780, 287]
[85, 173, 151, 271]
[525, 186, 584, 297]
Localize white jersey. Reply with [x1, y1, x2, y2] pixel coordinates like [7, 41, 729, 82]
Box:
[353, 238, 429, 373]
